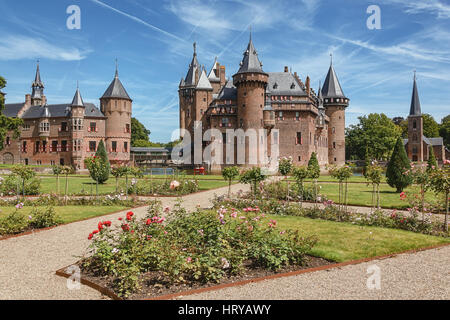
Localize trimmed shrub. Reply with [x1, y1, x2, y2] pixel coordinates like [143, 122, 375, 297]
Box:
[386, 137, 412, 192]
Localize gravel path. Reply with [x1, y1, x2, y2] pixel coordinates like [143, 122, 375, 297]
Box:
[180, 245, 450, 300]
[0, 182, 447, 300]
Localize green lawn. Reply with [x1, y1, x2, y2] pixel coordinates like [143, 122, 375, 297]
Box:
[24, 176, 230, 195]
[0, 205, 131, 224]
[271, 215, 449, 262]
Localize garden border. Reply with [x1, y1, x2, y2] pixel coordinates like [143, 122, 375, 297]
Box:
[54, 242, 450, 301]
[0, 205, 145, 242]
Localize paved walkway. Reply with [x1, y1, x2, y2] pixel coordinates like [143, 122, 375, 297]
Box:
[0, 183, 447, 300]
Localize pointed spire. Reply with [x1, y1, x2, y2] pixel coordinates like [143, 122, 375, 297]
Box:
[33, 60, 44, 87]
[101, 66, 132, 100]
[317, 81, 324, 108]
[236, 31, 264, 74]
[71, 84, 85, 107]
[409, 71, 421, 116]
[184, 42, 200, 86]
[322, 59, 345, 98]
[115, 59, 119, 78]
[208, 57, 220, 81]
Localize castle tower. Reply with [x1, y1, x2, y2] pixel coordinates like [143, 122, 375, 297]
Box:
[70, 84, 85, 169]
[179, 43, 201, 139]
[407, 72, 423, 162]
[100, 64, 132, 164]
[195, 67, 213, 125]
[232, 33, 269, 166]
[322, 57, 349, 165]
[31, 61, 46, 106]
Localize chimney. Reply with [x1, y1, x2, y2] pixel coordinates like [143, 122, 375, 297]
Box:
[42, 95, 47, 106]
[220, 66, 226, 86]
[25, 94, 31, 106]
[306, 76, 310, 96]
[284, 66, 289, 73]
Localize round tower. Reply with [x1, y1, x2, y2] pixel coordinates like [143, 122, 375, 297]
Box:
[322, 58, 349, 165]
[232, 34, 268, 166]
[70, 84, 86, 170]
[100, 65, 132, 164]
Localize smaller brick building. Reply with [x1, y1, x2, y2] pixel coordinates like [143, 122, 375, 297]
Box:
[0, 63, 132, 170]
[403, 74, 447, 163]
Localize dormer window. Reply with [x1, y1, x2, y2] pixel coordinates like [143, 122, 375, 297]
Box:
[273, 82, 278, 89]
[290, 83, 295, 89]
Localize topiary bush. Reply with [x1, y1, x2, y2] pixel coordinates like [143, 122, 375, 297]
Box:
[386, 137, 412, 193]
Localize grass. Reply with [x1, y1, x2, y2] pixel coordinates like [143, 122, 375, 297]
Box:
[14, 176, 231, 195]
[0, 205, 131, 224]
[271, 215, 449, 262]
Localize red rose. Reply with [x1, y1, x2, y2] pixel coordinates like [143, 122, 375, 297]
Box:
[118, 217, 122, 221]
[146, 219, 152, 225]
[92, 230, 99, 234]
[88, 233, 93, 240]
[98, 222, 103, 231]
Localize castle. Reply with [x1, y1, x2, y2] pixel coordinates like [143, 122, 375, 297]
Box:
[0, 63, 132, 169]
[179, 34, 349, 169]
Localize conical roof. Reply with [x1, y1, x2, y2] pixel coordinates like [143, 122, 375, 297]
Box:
[322, 61, 345, 98]
[33, 62, 44, 87]
[317, 82, 324, 109]
[184, 42, 200, 87]
[196, 68, 213, 90]
[71, 86, 85, 107]
[208, 57, 220, 82]
[409, 73, 421, 116]
[101, 68, 131, 100]
[236, 34, 265, 74]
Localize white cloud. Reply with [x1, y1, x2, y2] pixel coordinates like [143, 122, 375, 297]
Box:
[0, 35, 89, 61]
[385, 0, 450, 19]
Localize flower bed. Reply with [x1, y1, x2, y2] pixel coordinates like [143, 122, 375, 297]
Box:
[213, 195, 449, 237]
[79, 200, 319, 298]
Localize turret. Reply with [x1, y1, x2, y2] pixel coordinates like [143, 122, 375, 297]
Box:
[407, 72, 423, 162]
[70, 84, 85, 169]
[232, 33, 269, 165]
[100, 63, 132, 164]
[31, 61, 46, 106]
[322, 56, 349, 165]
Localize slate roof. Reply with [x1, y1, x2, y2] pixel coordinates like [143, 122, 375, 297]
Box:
[409, 75, 421, 116]
[71, 88, 85, 107]
[216, 80, 237, 101]
[403, 136, 444, 146]
[101, 71, 132, 100]
[208, 58, 220, 82]
[196, 69, 213, 90]
[236, 35, 265, 74]
[21, 103, 104, 119]
[184, 44, 200, 87]
[267, 72, 306, 96]
[322, 64, 345, 98]
[3, 103, 24, 118]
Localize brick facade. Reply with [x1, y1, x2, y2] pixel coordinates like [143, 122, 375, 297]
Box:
[0, 64, 132, 170]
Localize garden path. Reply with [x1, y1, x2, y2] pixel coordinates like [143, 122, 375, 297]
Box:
[0, 182, 447, 300]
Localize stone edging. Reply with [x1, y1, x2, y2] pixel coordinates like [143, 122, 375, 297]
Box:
[54, 242, 450, 301]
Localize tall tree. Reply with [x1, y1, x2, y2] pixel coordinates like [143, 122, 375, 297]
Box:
[422, 114, 440, 138]
[0, 76, 23, 151]
[131, 117, 151, 146]
[93, 140, 110, 183]
[386, 137, 412, 193]
[439, 115, 450, 149]
[346, 113, 402, 160]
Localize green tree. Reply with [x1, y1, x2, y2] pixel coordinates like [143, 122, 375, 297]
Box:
[0, 76, 23, 151]
[222, 166, 239, 198]
[111, 165, 127, 194]
[365, 162, 383, 210]
[307, 152, 320, 205]
[292, 166, 308, 207]
[439, 115, 450, 150]
[386, 137, 412, 193]
[239, 167, 267, 200]
[93, 140, 110, 183]
[346, 113, 402, 161]
[422, 114, 440, 138]
[329, 165, 353, 214]
[429, 163, 449, 232]
[11, 165, 35, 197]
[131, 117, 151, 146]
[427, 148, 437, 171]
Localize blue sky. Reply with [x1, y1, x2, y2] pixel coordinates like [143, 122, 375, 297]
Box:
[1, 0, 449, 142]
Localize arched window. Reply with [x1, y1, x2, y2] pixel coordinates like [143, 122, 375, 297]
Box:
[413, 120, 417, 129]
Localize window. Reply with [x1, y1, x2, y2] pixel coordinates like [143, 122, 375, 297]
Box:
[22, 141, 27, 153]
[221, 117, 229, 127]
[35, 141, 40, 153]
[51, 161, 55, 166]
[60, 158, 65, 166]
[332, 127, 335, 134]
[112, 141, 117, 152]
[333, 142, 336, 149]
[52, 141, 58, 153]
[89, 141, 96, 152]
[90, 122, 97, 133]
[240, 119, 244, 128]
[295, 112, 300, 121]
[61, 141, 68, 152]
[278, 111, 283, 120]
[296, 132, 302, 145]
[24, 159, 29, 165]
[6, 137, 10, 146]
[413, 120, 417, 129]
[61, 122, 68, 132]
[273, 132, 278, 145]
[124, 142, 128, 153]
[39, 122, 50, 132]
[22, 124, 30, 131]
[298, 156, 301, 161]
[126, 123, 131, 133]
